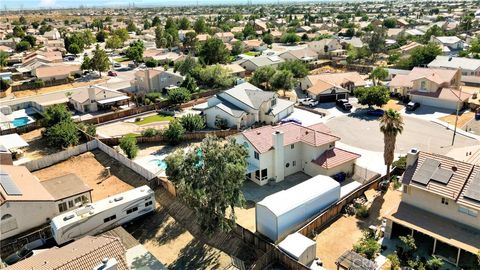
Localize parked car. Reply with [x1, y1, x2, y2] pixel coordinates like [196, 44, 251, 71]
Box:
[4, 239, 47, 265]
[406, 102, 420, 111]
[336, 99, 352, 111]
[298, 98, 319, 107]
[127, 63, 137, 69]
[367, 109, 385, 116]
[108, 71, 117, 76]
[112, 62, 121, 68]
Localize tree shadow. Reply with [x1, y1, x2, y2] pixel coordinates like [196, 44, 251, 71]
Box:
[355, 190, 386, 230]
[168, 240, 222, 270]
[154, 220, 186, 245]
[347, 108, 381, 122]
[130, 250, 168, 270]
[123, 207, 170, 244]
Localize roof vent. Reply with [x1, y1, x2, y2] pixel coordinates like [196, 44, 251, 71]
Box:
[63, 214, 75, 221]
[114, 196, 123, 202]
[451, 165, 457, 172]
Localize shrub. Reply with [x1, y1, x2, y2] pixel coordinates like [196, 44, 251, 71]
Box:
[426, 256, 444, 270]
[145, 92, 162, 104]
[119, 135, 138, 159]
[42, 104, 72, 128]
[387, 253, 400, 270]
[167, 87, 191, 105]
[215, 118, 229, 129]
[43, 121, 79, 148]
[162, 119, 185, 145]
[34, 79, 45, 89]
[355, 204, 370, 218]
[179, 114, 205, 132]
[392, 176, 401, 190]
[145, 58, 158, 67]
[141, 128, 159, 137]
[392, 156, 406, 170]
[353, 231, 381, 259]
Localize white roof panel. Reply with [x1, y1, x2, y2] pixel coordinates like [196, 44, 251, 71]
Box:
[0, 134, 29, 150]
[278, 232, 316, 259]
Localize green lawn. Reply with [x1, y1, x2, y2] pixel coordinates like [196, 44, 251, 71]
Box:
[113, 57, 130, 62]
[244, 51, 259, 56]
[134, 115, 175, 125]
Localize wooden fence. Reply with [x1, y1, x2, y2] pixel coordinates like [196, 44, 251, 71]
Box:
[11, 78, 69, 91]
[99, 129, 239, 145]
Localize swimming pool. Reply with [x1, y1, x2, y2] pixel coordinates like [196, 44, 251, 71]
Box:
[11, 117, 30, 127]
[148, 159, 168, 170]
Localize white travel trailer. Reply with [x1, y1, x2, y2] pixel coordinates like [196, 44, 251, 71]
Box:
[51, 185, 156, 245]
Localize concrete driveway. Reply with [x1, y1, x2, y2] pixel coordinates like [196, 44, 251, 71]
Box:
[325, 111, 478, 155]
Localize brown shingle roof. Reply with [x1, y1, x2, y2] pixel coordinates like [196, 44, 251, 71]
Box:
[311, 147, 361, 169]
[307, 72, 366, 88]
[40, 173, 92, 201]
[36, 64, 80, 78]
[5, 235, 129, 270]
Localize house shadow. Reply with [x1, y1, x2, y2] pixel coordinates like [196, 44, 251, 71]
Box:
[168, 240, 222, 270]
[347, 108, 381, 122]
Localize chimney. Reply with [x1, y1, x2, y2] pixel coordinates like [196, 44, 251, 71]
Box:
[88, 86, 96, 102]
[94, 258, 118, 270]
[272, 130, 285, 182]
[406, 148, 419, 168]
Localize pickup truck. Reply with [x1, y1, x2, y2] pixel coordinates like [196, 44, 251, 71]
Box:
[298, 98, 319, 107]
[336, 99, 353, 111]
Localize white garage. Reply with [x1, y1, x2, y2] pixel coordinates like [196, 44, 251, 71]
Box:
[410, 94, 458, 111]
[409, 88, 471, 111]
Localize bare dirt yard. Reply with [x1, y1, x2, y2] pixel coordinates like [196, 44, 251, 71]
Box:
[382, 99, 404, 112]
[314, 187, 402, 270]
[13, 78, 107, 98]
[20, 128, 59, 160]
[32, 150, 137, 201]
[439, 111, 475, 128]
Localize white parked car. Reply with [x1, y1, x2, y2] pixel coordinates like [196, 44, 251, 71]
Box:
[298, 98, 319, 107]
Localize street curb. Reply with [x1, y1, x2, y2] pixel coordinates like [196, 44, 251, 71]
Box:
[430, 119, 480, 141]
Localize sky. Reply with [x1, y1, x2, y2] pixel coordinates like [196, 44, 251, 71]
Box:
[2, 0, 327, 10]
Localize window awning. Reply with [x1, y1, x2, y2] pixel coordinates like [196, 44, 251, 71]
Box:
[246, 163, 259, 174]
[97, 95, 129, 105]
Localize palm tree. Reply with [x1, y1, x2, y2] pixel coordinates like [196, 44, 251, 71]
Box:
[380, 109, 404, 180]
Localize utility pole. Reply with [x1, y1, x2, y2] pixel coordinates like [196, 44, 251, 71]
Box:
[451, 86, 462, 146]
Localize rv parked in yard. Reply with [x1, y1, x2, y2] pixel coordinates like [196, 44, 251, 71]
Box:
[51, 186, 156, 245]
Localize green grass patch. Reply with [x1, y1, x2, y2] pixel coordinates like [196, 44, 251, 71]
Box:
[244, 51, 259, 56]
[113, 57, 130, 62]
[134, 115, 175, 125]
[124, 133, 141, 137]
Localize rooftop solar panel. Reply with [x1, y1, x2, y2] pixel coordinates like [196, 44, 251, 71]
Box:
[0, 170, 22, 196]
[412, 158, 440, 185]
[431, 168, 453, 184]
[465, 171, 480, 202]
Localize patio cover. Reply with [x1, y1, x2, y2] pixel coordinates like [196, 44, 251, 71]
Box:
[96, 95, 129, 105]
[0, 134, 29, 150]
[387, 202, 480, 254]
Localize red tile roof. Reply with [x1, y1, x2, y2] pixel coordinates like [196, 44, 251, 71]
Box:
[242, 122, 339, 154]
[311, 148, 361, 169]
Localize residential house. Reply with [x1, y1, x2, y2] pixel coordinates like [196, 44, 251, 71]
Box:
[430, 35, 464, 54]
[5, 235, 129, 270]
[0, 165, 91, 240]
[69, 85, 130, 113]
[0, 38, 20, 49]
[34, 64, 81, 82]
[242, 39, 267, 52]
[237, 55, 285, 72]
[427, 55, 480, 76]
[131, 68, 184, 93]
[339, 37, 364, 49]
[143, 49, 185, 64]
[389, 67, 468, 110]
[300, 72, 366, 101]
[387, 28, 406, 40]
[223, 63, 246, 78]
[307, 39, 344, 57]
[254, 20, 268, 32]
[178, 29, 195, 42]
[214, 32, 235, 43]
[385, 149, 480, 268]
[234, 122, 360, 185]
[399, 42, 423, 54]
[196, 82, 294, 129]
[43, 28, 61, 40]
[279, 48, 319, 63]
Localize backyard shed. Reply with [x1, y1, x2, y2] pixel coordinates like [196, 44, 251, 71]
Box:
[278, 232, 317, 266]
[256, 175, 341, 242]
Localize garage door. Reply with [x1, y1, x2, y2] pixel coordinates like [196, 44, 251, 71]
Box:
[411, 95, 457, 110]
[318, 93, 347, 103]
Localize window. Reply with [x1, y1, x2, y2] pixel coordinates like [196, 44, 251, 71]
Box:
[58, 202, 67, 213]
[1, 214, 12, 220]
[441, 197, 449, 205]
[291, 144, 294, 149]
[459, 206, 478, 217]
[68, 200, 74, 208]
[261, 169, 268, 180]
[420, 80, 426, 90]
[254, 151, 259, 160]
[293, 161, 296, 167]
[127, 207, 138, 214]
[145, 201, 153, 207]
[104, 215, 117, 223]
[271, 98, 277, 107]
[255, 170, 260, 180]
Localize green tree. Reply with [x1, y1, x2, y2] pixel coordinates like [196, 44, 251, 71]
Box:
[251, 65, 275, 90]
[355, 86, 390, 108]
[142, 128, 159, 137]
[119, 135, 138, 159]
[399, 234, 417, 258]
[380, 109, 404, 182]
[470, 38, 480, 54]
[371, 66, 388, 86]
[353, 231, 381, 259]
[387, 253, 400, 270]
[194, 17, 207, 33]
[178, 17, 190, 30]
[65, 32, 85, 54]
[195, 65, 233, 88]
[364, 25, 386, 58]
[15, 41, 31, 52]
[383, 18, 396, 28]
[83, 30, 95, 47]
[43, 121, 79, 148]
[199, 38, 230, 65]
[155, 26, 166, 48]
[19, 16, 28, 25]
[167, 87, 191, 105]
[165, 136, 248, 233]
[262, 33, 274, 45]
[281, 32, 300, 44]
[126, 40, 144, 63]
[270, 70, 294, 95]
[278, 60, 308, 78]
[105, 35, 123, 49]
[13, 25, 25, 38]
[114, 28, 129, 43]
[174, 55, 199, 76]
[126, 20, 137, 32]
[183, 31, 198, 52]
[398, 43, 442, 70]
[180, 74, 198, 93]
[152, 16, 161, 27]
[0, 51, 8, 69]
[145, 58, 158, 68]
[231, 40, 244, 56]
[162, 119, 185, 145]
[179, 114, 205, 132]
[81, 56, 91, 71]
[242, 23, 256, 39]
[96, 30, 107, 42]
[68, 44, 81, 56]
[22, 35, 36, 47]
[90, 44, 110, 77]
[42, 104, 72, 128]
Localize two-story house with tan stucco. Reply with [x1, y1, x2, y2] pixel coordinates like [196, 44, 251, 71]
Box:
[385, 149, 480, 268]
[195, 82, 294, 130]
[131, 68, 184, 93]
[234, 123, 360, 185]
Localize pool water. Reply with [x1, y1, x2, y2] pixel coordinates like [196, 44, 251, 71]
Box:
[149, 159, 168, 170]
[11, 117, 30, 127]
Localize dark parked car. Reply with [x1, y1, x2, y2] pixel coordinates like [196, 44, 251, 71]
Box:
[336, 99, 352, 111]
[406, 102, 420, 111]
[108, 71, 117, 76]
[367, 109, 385, 116]
[4, 239, 47, 265]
